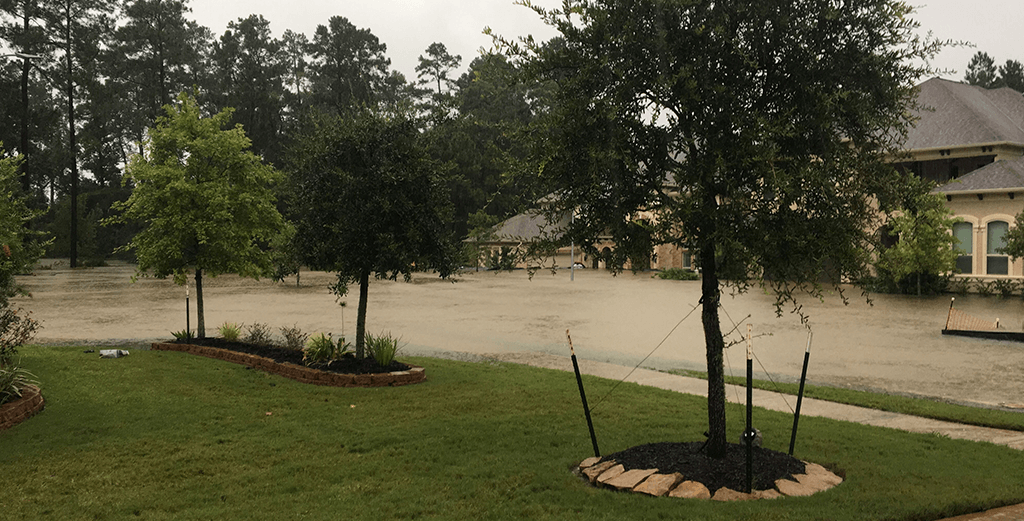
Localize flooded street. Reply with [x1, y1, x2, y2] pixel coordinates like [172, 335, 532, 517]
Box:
[13, 261, 1024, 407]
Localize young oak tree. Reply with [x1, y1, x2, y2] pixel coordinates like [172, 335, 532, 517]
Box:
[111, 93, 287, 338]
[498, 0, 940, 458]
[289, 108, 458, 358]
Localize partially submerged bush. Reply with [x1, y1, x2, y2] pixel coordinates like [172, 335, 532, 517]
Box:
[365, 331, 401, 368]
[657, 268, 699, 281]
[218, 322, 242, 342]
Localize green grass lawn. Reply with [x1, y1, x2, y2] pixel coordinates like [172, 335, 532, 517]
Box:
[3, 346, 1024, 520]
[666, 368, 1024, 432]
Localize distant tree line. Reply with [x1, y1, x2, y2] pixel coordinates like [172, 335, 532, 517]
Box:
[0, 0, 543, 267]
[964, 51, 1024, 92]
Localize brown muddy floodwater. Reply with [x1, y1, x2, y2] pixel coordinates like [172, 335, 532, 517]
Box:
[13, 261, 1024, 408]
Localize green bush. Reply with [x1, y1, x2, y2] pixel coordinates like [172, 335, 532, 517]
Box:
[993, 278, 1020, 298]
[171, 329, 194, 342]
[0, 363, 37, 406]
[365, 331, 401, 367]
[303, 333, 336, 368]
[218, 322, 242, 342]
[657, 267, 700, 281]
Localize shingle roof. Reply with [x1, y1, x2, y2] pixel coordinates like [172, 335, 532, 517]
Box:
[490, 211, 571, 242]
[935, 156, 1024, 193]
[904, 78, 1024, 150]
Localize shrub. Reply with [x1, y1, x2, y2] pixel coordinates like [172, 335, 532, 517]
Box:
[171, 329, 194, 342]
[280, 324, 308, 351]
[303, 333, 336, 368]
[365, 331, 401, 367]
[976, 278, 996, 297]
[994, 278, 1019, 299]
[947, 276, 972, 296]
[0, 363, 37, 406]
[245, 322, 273, 346]
[657, 268, 699, 281]
[0, 308, 39, 367]
[218, 322, 242, 342]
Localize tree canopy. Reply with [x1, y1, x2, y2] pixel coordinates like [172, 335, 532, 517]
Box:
[111, 93, 286, 337]
[500, 0, 939, 458]
[289, 108, 458, 357]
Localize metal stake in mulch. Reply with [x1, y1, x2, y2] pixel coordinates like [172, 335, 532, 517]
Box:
[789, 330, 813, 456]
[567, 330, 600, 458]
[185, 278, 190, 337]
[745, 324, 754, 494]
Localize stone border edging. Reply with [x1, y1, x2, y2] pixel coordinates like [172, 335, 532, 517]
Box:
[575, 456, 843, 501]
[0, 385, 45, 432]
[151, 343, 426, 388]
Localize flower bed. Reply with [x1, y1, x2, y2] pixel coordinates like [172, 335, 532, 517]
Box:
[0, 385, 44, 432]
[151, 343, 425, 387]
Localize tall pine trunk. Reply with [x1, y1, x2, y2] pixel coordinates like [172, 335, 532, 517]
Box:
[355, 270, 369, 358]
[195, 268, 205, 338]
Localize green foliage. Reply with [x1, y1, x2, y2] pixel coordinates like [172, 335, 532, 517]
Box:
[365, 331, 401, 368]
[993, 278, 1020, 298]
[0, 362, 36, 406]
[302, 332, 336, 368]
[485, 246, 520, 271]
[976, 279, 997, 297]
[289, 108, 459, 357]
[965, 51, 999, 88]
[279, 324, 308, 351]
[998, 210, 1024, 260]
[947, 276, 973, 295]
[498, 0, 941, 457]
[244, 322, 273, 347]
[0, 150, 44, 368]
[170, 329, 194, 341]
[109, 92, 289, 337]
[218, 322, 242, 342]
[876, 177, 961, 295]
[306, 16, 391, 113]
[657, 268, 699, 281]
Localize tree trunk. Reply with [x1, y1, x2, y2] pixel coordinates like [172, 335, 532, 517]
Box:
[355, 270, 369, 358]
[195, 268, 205, 338]
[700, 237, 728, 459]
[65, 3, 78, 268]
[19, 2, 31, 194]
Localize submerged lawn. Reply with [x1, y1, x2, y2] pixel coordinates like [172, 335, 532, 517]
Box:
[2, 346, 1024, 520]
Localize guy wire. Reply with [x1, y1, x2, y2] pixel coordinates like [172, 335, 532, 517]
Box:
[588, 301, 700, 413]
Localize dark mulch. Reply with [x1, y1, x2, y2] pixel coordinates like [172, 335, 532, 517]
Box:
[600, 441, 806, 493]
[169, 337, 411, 375]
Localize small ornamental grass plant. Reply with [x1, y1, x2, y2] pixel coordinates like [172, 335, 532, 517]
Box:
[171, 329, 194, 342]
[365, 331, 401, 368]
[0, 363, 36, 405]
[302, 333, 351, 368]
[218, 322, 242, 342]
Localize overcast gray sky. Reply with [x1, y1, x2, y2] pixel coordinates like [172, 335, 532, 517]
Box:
[188, 0, 1024, 84]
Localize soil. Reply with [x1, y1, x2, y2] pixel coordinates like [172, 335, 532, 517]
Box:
[172, 337, 411, 375]
[601, 441, 807, 493]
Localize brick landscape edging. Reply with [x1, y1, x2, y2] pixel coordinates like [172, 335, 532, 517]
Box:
[0, 385, 45, 432]
[151, 343, 426, 387]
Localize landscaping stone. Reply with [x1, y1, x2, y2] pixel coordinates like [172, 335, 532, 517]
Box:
[595, 464, 626, 486]
[753, 489, 782, 500]
[668, 480, 711, 499]
[579, 457, 601, 469]
[712, 487, 757, 501]
[603, 468, 658, 490]
[633, 473, 683, 496]
[801, 462, 844, 487]
[582, 460, 616, 483]
[775, 477, 819, 497]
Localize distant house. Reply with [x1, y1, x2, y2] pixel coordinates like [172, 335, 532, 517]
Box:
[895, 78, 1024, 278]
[472, 210, 692, 271]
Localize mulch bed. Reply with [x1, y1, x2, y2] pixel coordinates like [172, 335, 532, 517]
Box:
[602, 441, 806, 492]
[168, 337, 410, 375]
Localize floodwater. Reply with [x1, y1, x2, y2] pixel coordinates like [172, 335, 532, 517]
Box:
[13, 261, 1024, 408]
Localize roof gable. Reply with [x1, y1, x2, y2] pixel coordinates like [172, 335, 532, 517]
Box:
[935, 156, 1024, 193]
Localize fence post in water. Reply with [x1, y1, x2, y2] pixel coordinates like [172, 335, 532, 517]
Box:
[944, 297, 954, 331]
[567, 330, 600, 458]
[789, 330, 813, 456]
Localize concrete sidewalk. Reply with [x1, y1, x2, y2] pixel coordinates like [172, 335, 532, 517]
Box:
[491, 351, 1024, 521]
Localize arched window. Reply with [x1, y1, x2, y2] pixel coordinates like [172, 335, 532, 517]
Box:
[987, 220, 1009, 275]
[952, 222, 973, 274]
